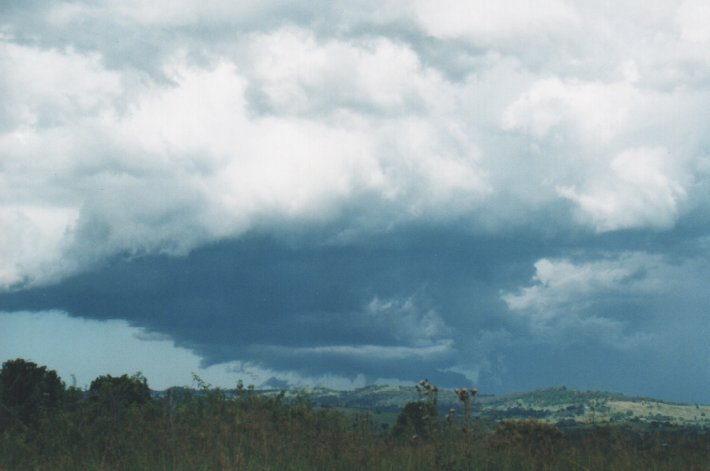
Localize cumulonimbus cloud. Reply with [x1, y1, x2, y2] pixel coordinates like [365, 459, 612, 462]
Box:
[2, 0, 710, 294]
[1, 33, 490, 290]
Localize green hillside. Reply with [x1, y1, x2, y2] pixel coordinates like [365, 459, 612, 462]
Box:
[235, 384, 710, 429]
[4, 360, 710, 470]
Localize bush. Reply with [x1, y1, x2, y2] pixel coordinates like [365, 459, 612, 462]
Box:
[0, 358, 65, 430]
[88, 373, 151, 422]
[89, 373, 150, 406]
[392, 401, 438, 440]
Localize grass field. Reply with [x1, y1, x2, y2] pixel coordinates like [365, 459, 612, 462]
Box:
[3, 383, 710, 470]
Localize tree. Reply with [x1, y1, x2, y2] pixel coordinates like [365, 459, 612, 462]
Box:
[392, 401, 438, 440]
[0, 358, 65, 429]
[89, 373, 151, 419]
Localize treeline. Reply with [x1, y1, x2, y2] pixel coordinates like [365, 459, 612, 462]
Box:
[1, 358, 710, 470]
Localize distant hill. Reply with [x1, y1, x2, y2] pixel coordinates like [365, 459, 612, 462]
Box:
[153, 384, 710, 429]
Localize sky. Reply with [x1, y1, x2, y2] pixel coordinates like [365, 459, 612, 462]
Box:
[1, 1, 710, 403]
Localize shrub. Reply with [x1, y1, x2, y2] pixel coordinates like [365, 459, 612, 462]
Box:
[88, 373, 151, 423]
[0, 358, 65, 430]
[392, 401, 438, 440]
[89, 373, 151, 407]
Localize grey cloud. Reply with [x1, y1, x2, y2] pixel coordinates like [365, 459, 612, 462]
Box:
[4, 0, 710, 402]
[0, 227, 529, 383]
[3, 2, 710, 290]
[3, 224, 710, 401]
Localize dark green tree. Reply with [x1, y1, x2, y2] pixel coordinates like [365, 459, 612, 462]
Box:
[0, 358, 65, 429]
[392, 401, 438, 440]
[89, 372, 151, 420]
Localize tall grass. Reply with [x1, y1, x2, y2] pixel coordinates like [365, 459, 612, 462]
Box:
[2, 383, 709, 470]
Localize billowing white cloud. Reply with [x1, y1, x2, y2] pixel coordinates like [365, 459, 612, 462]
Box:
[413, 0, 578, 43]
[0, 40, 122, 129]
[5, 0, 710, 402]
[0, 31, 492, 290]
[2, 0, 710, 294]
[502, 253, 664, 316]
[500, 253, 669, 348]
[676, 0, 710, 43]
[557, 147, 689, 232]
[245, 29, 454, 116]
[0, 206, 78, 288]
[502, 77, 643, 142]
[46, 0, 285, 28]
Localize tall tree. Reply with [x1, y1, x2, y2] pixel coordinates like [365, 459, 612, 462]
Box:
[89, 373, 151, 422]
[0, 358, 65, 429]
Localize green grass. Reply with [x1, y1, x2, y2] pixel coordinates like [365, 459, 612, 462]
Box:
[2, 386, 710, 471]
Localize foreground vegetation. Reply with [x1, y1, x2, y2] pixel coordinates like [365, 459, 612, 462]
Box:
[2, 359, 710, 470]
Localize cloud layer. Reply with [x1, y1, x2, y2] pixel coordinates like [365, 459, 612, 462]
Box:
[2, 1, 710, 402]
[3, 0, 710, 290]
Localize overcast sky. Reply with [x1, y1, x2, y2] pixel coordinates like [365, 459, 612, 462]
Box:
[2, 0, 710, 403]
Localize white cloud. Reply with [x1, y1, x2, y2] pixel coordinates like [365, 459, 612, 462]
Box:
[0, 40, 121, 129]
[557, 147, 688, 232]
[502, 77, 643, 142]
[2, 1, 710, 292]
[4, 1, 710, 400]
[60, 0, 285, 27]
[0, 206, 78, 288]
[500, 253, 667, 348]
[676, 0, 710, 43]
[502, 254, 661, 315]
[0, 35, 491, 289]
[413, 0, 578, 43]
[246, 29, 453, 116]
